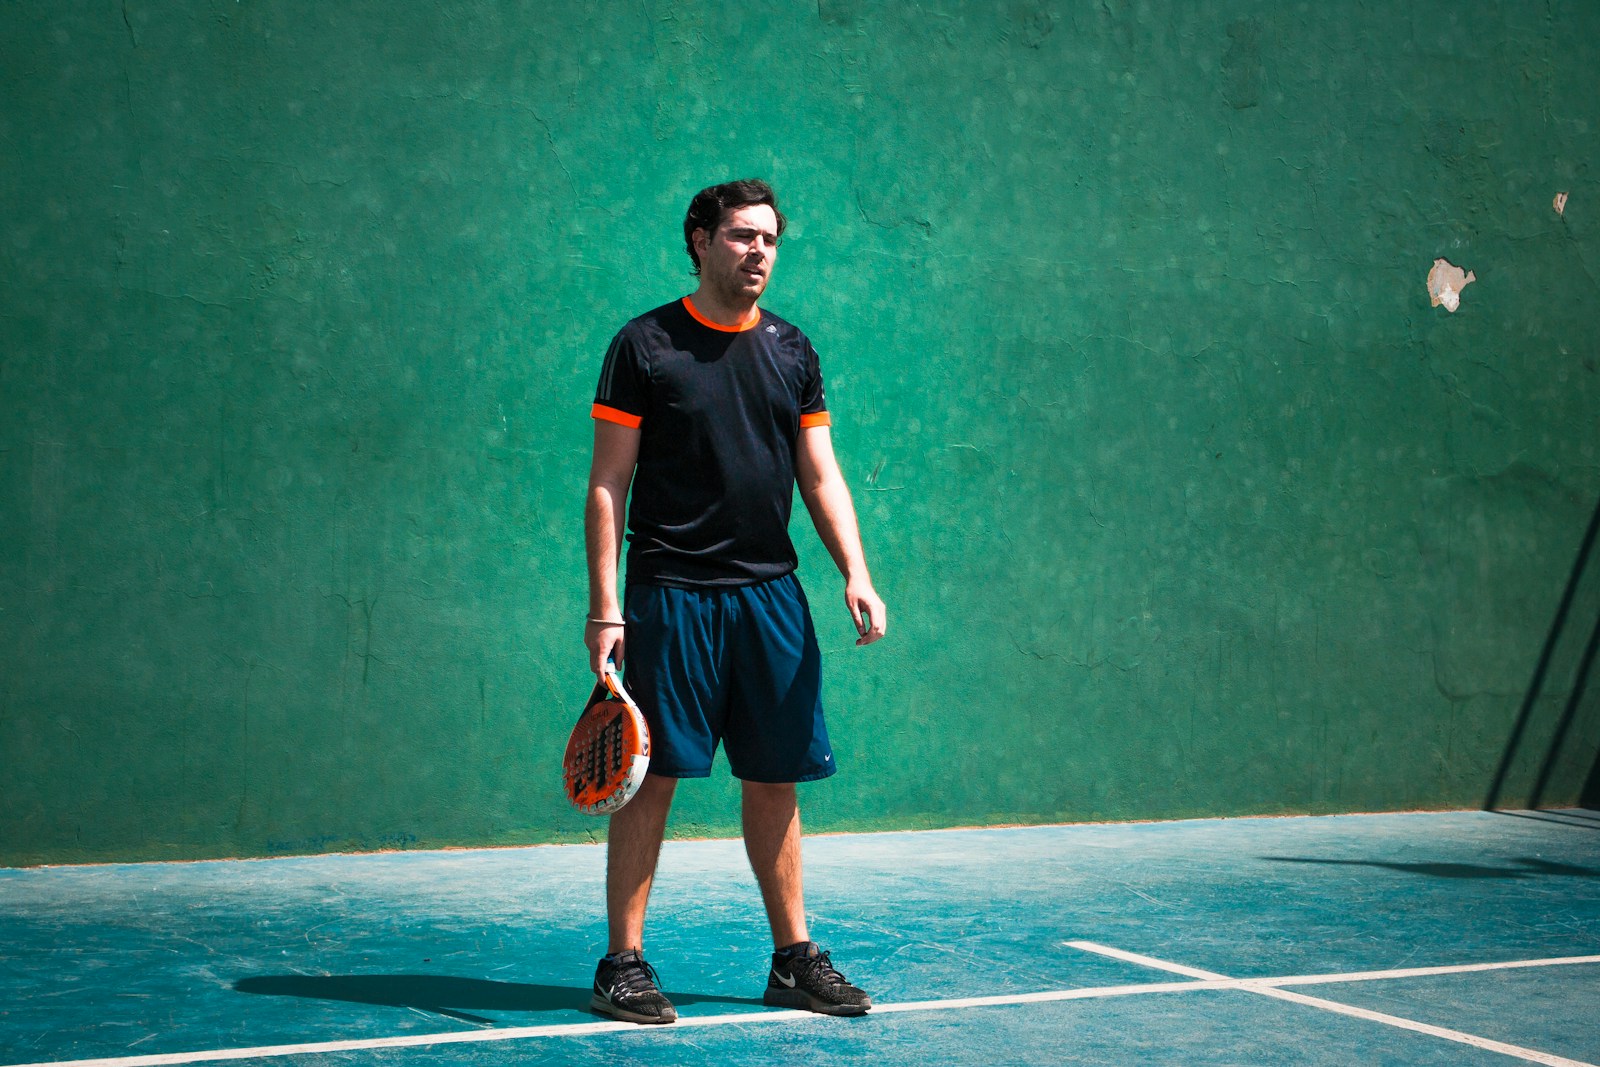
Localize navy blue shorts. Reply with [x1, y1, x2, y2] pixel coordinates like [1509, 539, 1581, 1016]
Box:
[622, 573, 835, 783]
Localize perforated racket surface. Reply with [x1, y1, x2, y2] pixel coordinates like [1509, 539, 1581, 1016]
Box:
[562, 667, 651, 815]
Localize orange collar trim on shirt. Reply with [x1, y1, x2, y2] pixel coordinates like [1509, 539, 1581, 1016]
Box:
[682, 296, 761, 333]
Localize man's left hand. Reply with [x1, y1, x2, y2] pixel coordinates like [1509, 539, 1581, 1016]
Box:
[845, 580, 886, 646]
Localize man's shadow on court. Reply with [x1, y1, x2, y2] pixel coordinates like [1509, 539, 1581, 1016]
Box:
[235, 974, 761, 1026]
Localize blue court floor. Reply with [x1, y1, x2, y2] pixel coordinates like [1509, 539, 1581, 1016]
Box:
[2, 809, 1599, 1066]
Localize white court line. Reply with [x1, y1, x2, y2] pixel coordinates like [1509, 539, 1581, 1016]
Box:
[1067, 941, 1599, 1067]
[1258, 955, 1600, 989]
[7, 949, 1599, 1067]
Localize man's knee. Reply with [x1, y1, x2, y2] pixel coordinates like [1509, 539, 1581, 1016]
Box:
[638, 773, 679, 801]
[609, 774, 677, 833]
[633, 773, 679, 811]
[741, 781, 800, 829]
[741, 780, 797, 803]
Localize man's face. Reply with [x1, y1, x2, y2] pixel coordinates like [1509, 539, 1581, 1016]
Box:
[695, 203, 780, 304]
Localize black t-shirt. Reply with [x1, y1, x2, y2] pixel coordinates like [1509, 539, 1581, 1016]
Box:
[592, 297, 831, 589]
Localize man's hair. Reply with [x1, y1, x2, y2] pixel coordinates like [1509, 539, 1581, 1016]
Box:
[683, 179, 788, 275]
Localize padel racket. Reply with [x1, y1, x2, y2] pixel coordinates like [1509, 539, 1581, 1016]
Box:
[562, 664, 651, 815]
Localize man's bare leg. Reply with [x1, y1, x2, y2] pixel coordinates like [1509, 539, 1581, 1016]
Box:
[606, 773, 677, 953]
[741, 780, 809, 947]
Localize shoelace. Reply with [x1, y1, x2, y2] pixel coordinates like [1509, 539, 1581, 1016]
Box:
[794, 950, 850, 989]
[609, 956, 665, 996]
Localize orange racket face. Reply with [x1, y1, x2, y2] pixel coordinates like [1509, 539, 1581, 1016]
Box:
[562, 677, 651, 815]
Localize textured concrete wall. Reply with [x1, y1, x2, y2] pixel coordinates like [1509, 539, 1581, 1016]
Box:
[3, 1, 1598, 864]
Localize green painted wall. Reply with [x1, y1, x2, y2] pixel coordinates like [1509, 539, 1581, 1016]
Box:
[4, 1, 1599, 866]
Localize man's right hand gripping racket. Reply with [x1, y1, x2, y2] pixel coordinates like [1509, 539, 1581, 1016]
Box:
[562, 664, 651, 816]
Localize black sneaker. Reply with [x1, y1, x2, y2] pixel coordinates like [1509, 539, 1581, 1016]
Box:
[591, 949, 677, 1024]
[763, 942, 872, 1016]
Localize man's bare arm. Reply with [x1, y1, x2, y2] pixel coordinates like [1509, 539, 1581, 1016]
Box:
[585, 420, 641, 674]
[795, 425, 886, 646]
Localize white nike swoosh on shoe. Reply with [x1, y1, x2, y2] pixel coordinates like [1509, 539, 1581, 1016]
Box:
[772, 969, 797, 988]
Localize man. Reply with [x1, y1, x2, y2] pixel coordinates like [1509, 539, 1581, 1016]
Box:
[583, 179, 887, 1025]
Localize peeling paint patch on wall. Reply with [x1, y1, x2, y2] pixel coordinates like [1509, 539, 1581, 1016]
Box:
[1428, 258, 1476, 312]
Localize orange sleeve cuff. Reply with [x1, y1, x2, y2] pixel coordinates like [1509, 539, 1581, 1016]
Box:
[799, 411, 832, 429]
[591, 403, 642, 429]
